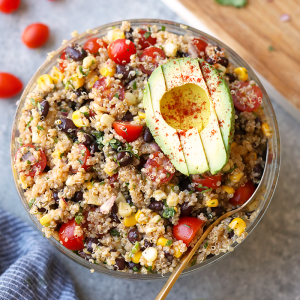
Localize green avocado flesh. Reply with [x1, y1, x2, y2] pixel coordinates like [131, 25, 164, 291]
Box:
[143, 58, 234, 175]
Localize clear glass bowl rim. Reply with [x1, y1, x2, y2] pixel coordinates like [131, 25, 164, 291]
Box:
[10, 18, 281, 281]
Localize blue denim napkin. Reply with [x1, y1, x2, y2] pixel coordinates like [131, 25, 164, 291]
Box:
[0, 208, 79, 300]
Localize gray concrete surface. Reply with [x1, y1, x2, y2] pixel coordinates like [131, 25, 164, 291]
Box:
[1, 1, 299, 299]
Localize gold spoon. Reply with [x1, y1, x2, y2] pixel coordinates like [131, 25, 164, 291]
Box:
[155, 169, 266, 300]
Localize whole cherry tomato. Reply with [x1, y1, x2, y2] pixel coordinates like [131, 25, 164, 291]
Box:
[173, 217, 205, 246]
[192, 38, 208, 56]
[59, 51, 66, 73]
[229, 181, 256, 206]
[0, 0, 20, 13]
[22, 23, 50, 48]
[108, 39, 136, 64]
[192, 174, 222, 192]
[139, 47, 166, 75]
[0, 72, 23, 98]
[93, 77, 125, 101]
[71, 144, 91, 173]
[232, 82, 263, 112]
[83, 37, 107, 55]
[138, 29, 157, 50]
[59, 219, 84, 251]
[113, 121, 143, 142]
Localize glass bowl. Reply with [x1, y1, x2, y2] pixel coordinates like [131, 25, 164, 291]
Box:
[10, 19, 280, 280]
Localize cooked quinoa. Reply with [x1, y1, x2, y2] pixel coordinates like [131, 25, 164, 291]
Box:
[14, 21, 270, 275]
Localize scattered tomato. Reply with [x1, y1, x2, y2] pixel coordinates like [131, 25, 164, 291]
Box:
[22, 23, 50, 48]
[139, 47, 166, 75]
[232, 82, 263, 112]
[192, 38, 208, 57]
[59, 51, 66, 73]
[0, 72, 22, 98]
[71, 144, 91, 173]
[113, 121, 143, 142]
[229, 181, 256, 206]
[108, 38, 136, 64]
[0, 0, 20, 13]
[83, 37, 107, 55]
[109, 173, 119, 187]
[93, 77, 124, 101]
[192, 174, 222, 192]
[173, 217, 205, 246]
[59, 219, 84, 251]
[138, 29, 157, 50]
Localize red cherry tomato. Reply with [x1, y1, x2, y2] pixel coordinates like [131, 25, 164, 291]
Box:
[173, 217, 205, 246]
[0, 0, 20, 13]
[229, 181, 256, 206]
[83, 37, 108, 55]
[93, 77, 125, 101]
[14, 144, 47, 177]
[59, 51, 66, 73]
[144, 151, 175, 184]
[22, 23, 50, 48]
[0, 72, 23, 98]
[113, 121, 143, 143]
[109, 173, 119, 187]
[139, 47, 166, 75]
[71, 144, 91, 174]
[108, 39, 136, 64]
[192, 38, 208, 57]
[192, 174, 222, 192]
[232, 82, 263, 112]
[138, 29, 157, 50]
[59, 219, 84, 251]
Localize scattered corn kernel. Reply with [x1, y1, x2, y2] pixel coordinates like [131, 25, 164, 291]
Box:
[234, 67, 248, 81]
[107, 28, 125, 42]
[37, 74, 54, 91]
[40, 213, 53, 225]
[135, 210, 147, 225]
[164, 42, 178, 57]
[85, 73, 99, 89]
[261, 123, 271, 137]
[173, 246, 182, 258]
[229, 218, 247, 236]
[222, 186, 235, 194]
[142, 247, 157, 262]
[152, 190, 167, 201]
[103, 166, 114, 176]
[51, 150, 61, 160]
[86, 182, 93, 190]
[124, 215, 137, 227]
[132, 251, 142, 264]
[100, 64, 116, 77]
[72, 110, 85, 127]
[51, 66, 64, 84]
[229, 172, 244, 183]
[83, 56, 96, 69]
[206, 199, 219, 207]
[100, 114, 115, 127]
[138, 112, 146, 119]
[118, 202, 132, 217]
[166, 192, 179, 207]
[245, 199, 259, 212]
[157, 237, 172, 247]
[115, 192, 126, 204]
[70, 75, 85, 89]
[125, 92, 137, 105]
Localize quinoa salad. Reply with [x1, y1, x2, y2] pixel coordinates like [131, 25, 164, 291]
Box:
[14, 21, 271, 275]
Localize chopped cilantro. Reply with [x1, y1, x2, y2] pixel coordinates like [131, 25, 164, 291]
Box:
[121, 142, 140, 159]
[78, 65, 90, 77]
[166, 172, 170, 178]
[189, 190, 193, 195]
[162, 207, 176, 219]
[201, 188, 212, 194]
[60, 109, 67, 112]
[26, 117, 33, 129]
[129, 242, 140, 257]
[204, 241, 208, 249]
[60, 152, 64, 159]
[28, 198, 36, 208]
[53, 137, 58, 143]
[30, 98, 37, 106]
[227, 226, 232, 232]
[75, 215, 83, 225]
[191, 258, 197, 266]
[268, 45, 275, 52]
[27, 160, 31, 165]
[183, 224, 190, 228]
[132, 266, 140, 272]
[125, 182, 129, 187]
[121, 126, 128, 134]
[18, 138, 23, 146]
[82, 112, 90, 117]
[224, 164, 238, 174]
[110, 228, 120, 236]
[99, 182, 105, 185]
[144, 265, 156, 274]
[215, 0, 247, 7]
[165, 240, 172, 246]
[113, 157, 120, 166]
[37, 125, 44, 130]
[144, 31, 151, 39]
[159, 26, 166, 31]
[132, 81, 137, 90]
[77, 159, 83, 165]
[114, 93, 119, 99]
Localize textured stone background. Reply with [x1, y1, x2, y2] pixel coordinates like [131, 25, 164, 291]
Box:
[0, 1, 299, 299]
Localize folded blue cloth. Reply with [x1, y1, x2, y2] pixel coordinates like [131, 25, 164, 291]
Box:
[0, 208, 79, 300]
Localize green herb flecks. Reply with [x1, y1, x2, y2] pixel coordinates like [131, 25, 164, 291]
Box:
[132, 266, 140, 272]
[113, 157, 120, 167]
[224, 164, 238, 174]
[30, 98, 37, 106]
[82, 112, 90, 117]
[159, 26, 166, 32]
[132, 81, 137, 90]
[110, 228, 120, 236]
[28, 198, 36, 208]
[215, 0, 247, 8]
[145, 265, 157, 274]
[26, 117, 33, 129]
[227, 226, 232, 232]
[183, 224, 190, 228]
[129, 241, 140, 258]
[191, 257, 197, 266]
[268, 45, 275, 52]
[144, 32, 151, 40]
[99, 182, 105, 185]
[165, 240, 172, 246]
[162, 207, 176, 219]
[75, 215, 83, 225]
[37, 125, 44, 131]
[27, 160, 31, 165]
[114, 93, 119, 99]
[204, 241, 208, 249]
[77, 159, 83, 165]
[121, 142, 140, 159]
[78, 65, 90, 77]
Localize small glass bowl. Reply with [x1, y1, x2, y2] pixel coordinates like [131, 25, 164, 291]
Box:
[10, 19, 280, 280]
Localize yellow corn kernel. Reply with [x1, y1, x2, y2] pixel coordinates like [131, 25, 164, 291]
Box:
[231, 141, 237, 149]
[40, 213, 53, 225]
[261, 123, 271, 137]
[51, 150, 61, 160]
[135, 210, 147, 225]
[100, 65, 116, 77]
[152, 190, 167, 201]
[51, 66, 64, 84]
[72, 110, 85, 127]
[103, 166, 114, 176]
[86, 182, 93, 190]
[229, 218, 247, 236]
[245, 199, 259, 212]
[234, 67, 248, 81]
[138, 112, 146, 119]
[206, 199, 219, 207]
[125, 92, 137, 105]
[131, 251, 142, 264]
[174, 207, 178, 213]
[37, 74, 54, 91]
[166, 192, 179, 207]
[100, 114, 115, 128]
[229, 172, 244, 183]
[71, 75, 85, 90]
[112, 29, 125, 41]
[124, 215, 137, 227]
[222, 185, 235, 194]
[83, 56, 96, 69]
[85, 74, 99, 90]
[118, 202, 132, 217]
[173, 246, 182, 258]
[157, 237, 172, 247]
[142, 247, 157, 262]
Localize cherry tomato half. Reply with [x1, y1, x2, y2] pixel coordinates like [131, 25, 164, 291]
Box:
[71, 144, 91, 174]
[0, 0, 20, 13]
[83, 37, 108, 55]
[108, 38, 136, 64]
[192, 174, 222, 192]
[59, 219, 84, 251]
[138, 29, 157, 50]
[14, 144, 47, 177]
[22, 23, 50, 48]
[59, 51, 66, 73]
[229, 181, 256, 206]
[144, 151, 175, 184]
[232, 82, 263, 112]
[0, 72, 23, 98]
[192, 38, 208, 57]
[173, 217, 205, 246]
[93, 77, 125, 101]
[113, 121, 143, 143]
[139, 47, 166, 75]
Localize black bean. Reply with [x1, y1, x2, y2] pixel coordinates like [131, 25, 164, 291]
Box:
[144, 240, 153, 249]
[211, 206, 225, 217]
[85, 237, 101, 253]
[136, 156, 146, 171]
[114, 257, 126, 270]
[164, 252, 173, 262]
[205, 57, 215, 65]
[128, 228, 140, 244]
[122, 111, 133, 121]
[128, 261, 141, 271]
[111, 213, 120, 224]
[179, 177, 190, 191]
[116, 65, 136, 83]
[90, 142, 100, 154]
[40, 100, 49, 119]
[58, 118, 77, 135]
[235, 107, 241, 116]
[74, 87, 87, 97]
[72, 191, 83, 202]
[225, 73, 236, 83]
[77, 131, 94, 147]
[253, 163, 263, 178]
[38, 207, 46, 213]
[111, 203, 118, 214]
[49, 203, 59, 210]
[180, 202, 193, 217]
[117, 151, 133, 166]
[228, 231, 234, 239]
[217, 57, 229, 68]
[207, 253, 215, 259]
[177, 51, 189, 58]
[53, 191, 59, 202]
[255, 116, 262, 125]
[126, 198, 133, 206]
[125, 27, 134, 42]
[44, 165, 51, 173]
[65, 44, 87, 61]
[214, 46, 222, 53]
[78, 250, 93, 261]
[143, 127, 153, 143]
[148, 200, 164, 211]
